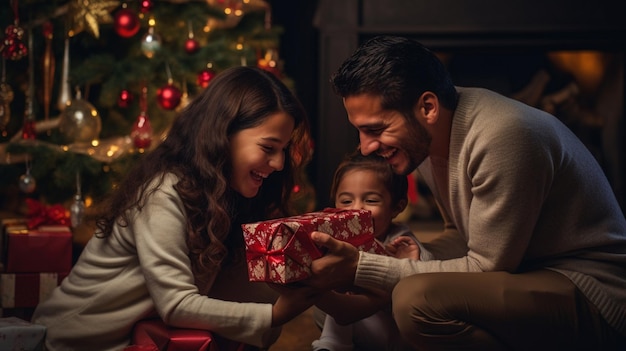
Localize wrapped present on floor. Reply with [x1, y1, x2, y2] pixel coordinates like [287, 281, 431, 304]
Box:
[0, 272, 68, 308]
[125, 319, 254, 351]
[0, 218, 28, 270]
[0, 316, 46, 351]
[242, 208, 387, 283]
[4, 225, 72, 273]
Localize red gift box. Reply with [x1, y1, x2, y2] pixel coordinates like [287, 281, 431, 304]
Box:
[1, 219, 28, 271]
[0, 272, 68, 308]
[4, 225, 72, 273]
[126, 319, 254, 351]
[242, 208, 387, 283]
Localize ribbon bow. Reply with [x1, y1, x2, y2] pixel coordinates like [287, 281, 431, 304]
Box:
[26, 198, 70, 229]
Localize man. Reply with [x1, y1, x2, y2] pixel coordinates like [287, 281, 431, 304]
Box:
[308, 36, 626, 350]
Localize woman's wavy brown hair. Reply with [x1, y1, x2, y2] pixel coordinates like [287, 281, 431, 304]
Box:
[94, 66, 312, 278]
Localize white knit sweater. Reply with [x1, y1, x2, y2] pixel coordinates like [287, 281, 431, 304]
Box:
[32, 173, 281, 351]
[355, 87, 626, 336]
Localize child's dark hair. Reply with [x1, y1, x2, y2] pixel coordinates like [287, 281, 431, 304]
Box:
[330, 149, 408, 206]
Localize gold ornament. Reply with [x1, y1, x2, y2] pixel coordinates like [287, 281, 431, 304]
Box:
[67, 0, 120, 38]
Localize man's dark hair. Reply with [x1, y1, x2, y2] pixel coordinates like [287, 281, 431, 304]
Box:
[331, 36, 459, 115]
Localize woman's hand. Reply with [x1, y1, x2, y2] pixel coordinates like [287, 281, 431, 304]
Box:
[385, 236, 420, 260]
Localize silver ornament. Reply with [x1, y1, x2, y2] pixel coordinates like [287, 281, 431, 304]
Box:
[70, 193, 85, 228]
[57, 38, 71, 111]
[18, 173, 36, 193]
[141, 26, 161, 59]
[18, 159, 36, 193]
[70, 172, 86, 228]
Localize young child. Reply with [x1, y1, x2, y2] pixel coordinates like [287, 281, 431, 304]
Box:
[32, 66, 317, 351]
[311, 150, 433, 351]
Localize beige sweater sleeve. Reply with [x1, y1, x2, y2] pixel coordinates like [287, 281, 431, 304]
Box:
[132, 174, 280, 347]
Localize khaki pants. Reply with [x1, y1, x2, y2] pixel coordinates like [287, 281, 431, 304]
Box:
[392, 270, 625, 350]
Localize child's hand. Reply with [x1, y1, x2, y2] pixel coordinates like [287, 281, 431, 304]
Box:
[385, 236, 420, 260]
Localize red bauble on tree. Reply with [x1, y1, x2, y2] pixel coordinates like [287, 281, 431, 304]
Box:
[140, 0, 154, 13]
[184, 20, 200, 54]
[184, 38, 200, 55]
[117, 89, 133, 108]
[156, 82, 182, 110]
[197, 68, 216, 88]
[114, 7, 140, 38]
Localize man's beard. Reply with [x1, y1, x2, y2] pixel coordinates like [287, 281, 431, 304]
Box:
[399, 115, 431, 175]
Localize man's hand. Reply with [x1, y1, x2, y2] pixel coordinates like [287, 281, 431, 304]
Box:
[306, 231, 360, 290]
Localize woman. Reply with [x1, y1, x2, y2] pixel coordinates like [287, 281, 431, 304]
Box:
[32, 66, 316, 351]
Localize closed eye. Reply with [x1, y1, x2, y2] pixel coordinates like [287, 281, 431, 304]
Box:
[365, 197, 382, 205]
[260, 144, 273, 153]
[337, 199, 353, 206]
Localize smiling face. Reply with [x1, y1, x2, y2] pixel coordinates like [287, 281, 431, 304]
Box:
[229, 111, 295, 198]
[335, 168, 403, 240]
[344, 94, 431, 175]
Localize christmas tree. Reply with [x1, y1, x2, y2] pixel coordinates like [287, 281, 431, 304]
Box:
[0, 0, 312, 219]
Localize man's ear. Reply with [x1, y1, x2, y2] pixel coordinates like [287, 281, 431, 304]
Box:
[417, 91, 439, 125]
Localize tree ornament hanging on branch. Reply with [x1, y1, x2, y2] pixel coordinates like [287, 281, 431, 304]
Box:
[156, 64, 182, 110]
[117, 89, 133, 108]
[157, 83, 182, 110]
[114, 4, 140, 38]
[184, 21, 200, 55]
[197, 63, 216, 89]
[58, 88, 102, 144]
[140, 0, 154, 14]
[42, 21, 55, 128]
[141, 18, 161, 58]
[70, 172, 86, 228]
[67, 0, 120, 38]
[18, 157, 36, 194]
[57, 37, 71, 111]
[1, 0, 27, 61]
[131, 85, 153, 149]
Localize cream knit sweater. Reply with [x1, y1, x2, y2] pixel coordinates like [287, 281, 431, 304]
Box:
[355, 87, 626, 336]
[32, 173, 281, 351]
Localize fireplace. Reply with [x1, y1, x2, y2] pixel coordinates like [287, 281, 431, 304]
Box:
[314, 0, 626, 211]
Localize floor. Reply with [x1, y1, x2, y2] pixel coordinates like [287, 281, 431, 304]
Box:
[268, 219, 443, 351]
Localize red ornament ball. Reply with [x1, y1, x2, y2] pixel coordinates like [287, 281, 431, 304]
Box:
[114, 8, 140, 38]
[197, 69, 216, 89]
[140, 0, 154, 13]
[184, 38, 200, 55]
[156, 84, 182, 110]
[117, 89, 133, 108]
